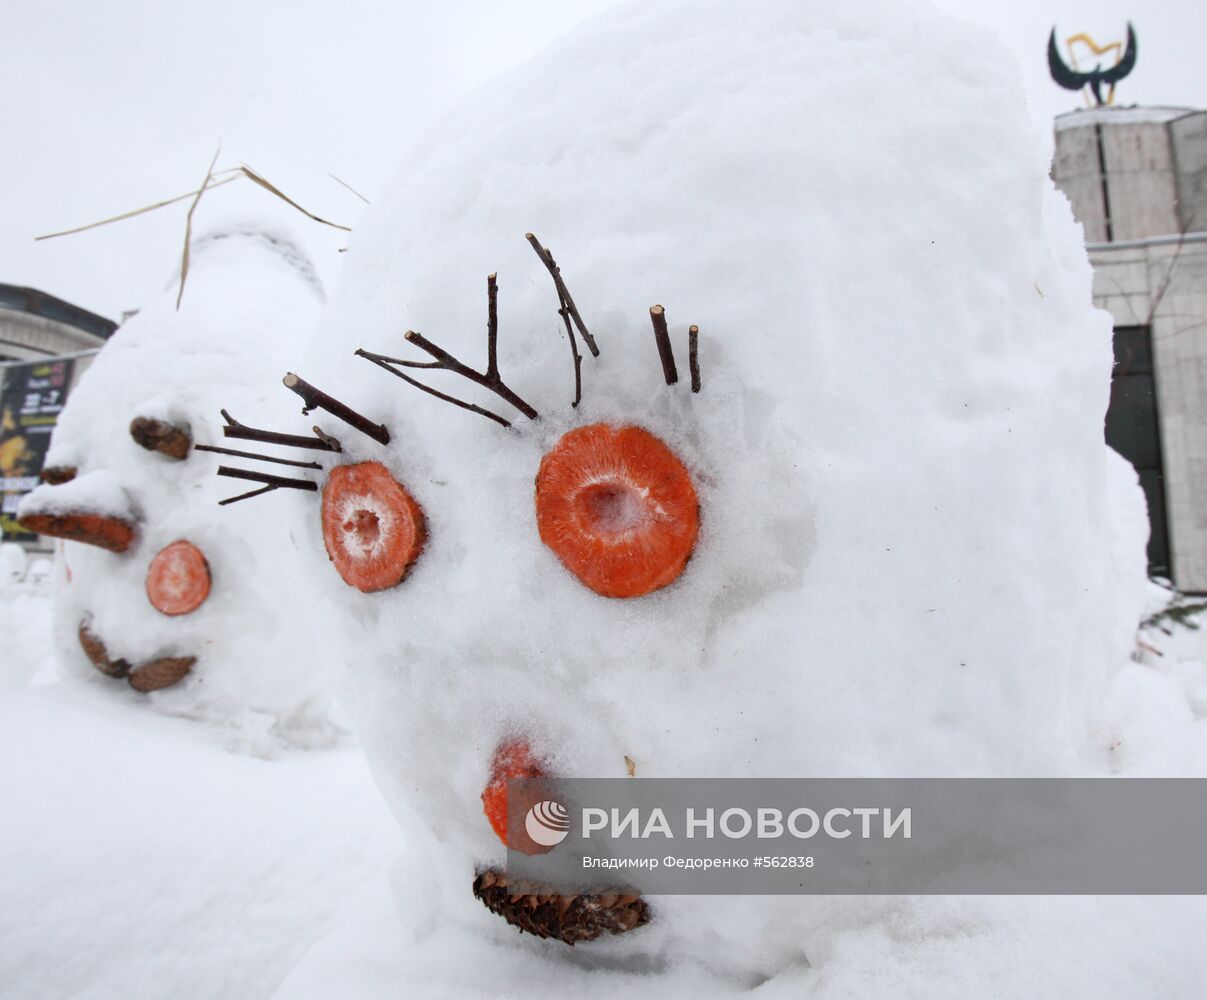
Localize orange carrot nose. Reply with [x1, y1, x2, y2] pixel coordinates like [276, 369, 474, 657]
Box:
[146, 540, 211, 615]
[535, 424, 699, 598]
[482, 739, 556, 854]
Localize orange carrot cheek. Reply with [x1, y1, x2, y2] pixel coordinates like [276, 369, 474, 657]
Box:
[146, 540, 211, 616]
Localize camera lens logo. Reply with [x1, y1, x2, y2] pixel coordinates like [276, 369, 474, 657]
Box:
[524, 800, 570, 848]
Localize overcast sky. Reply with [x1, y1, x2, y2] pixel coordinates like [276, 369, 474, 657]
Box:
[3, 1, 1204, 321]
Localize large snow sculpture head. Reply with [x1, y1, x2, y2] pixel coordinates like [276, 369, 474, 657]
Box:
[20, 226, 338, 746]
[281, 0, 1141, 976]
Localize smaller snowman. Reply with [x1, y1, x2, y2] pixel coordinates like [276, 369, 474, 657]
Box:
[19, 224, 338, 747]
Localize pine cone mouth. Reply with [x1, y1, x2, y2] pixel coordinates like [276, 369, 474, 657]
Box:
[473, 869, 651, 946]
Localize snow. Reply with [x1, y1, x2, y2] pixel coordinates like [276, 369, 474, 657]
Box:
[19, 469, 136, 521]
[286, 0, 1176, 982]
[0, 676, 399, 1000]
[1, 0, 1206, 994]
[30, 224, 341, 748]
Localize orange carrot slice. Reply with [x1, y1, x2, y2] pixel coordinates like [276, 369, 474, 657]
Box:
[482, 739, 552, 853]
[535, 424, 699, 598]
[146, 540, 212, 616]
[321, 461, 425, 593]
[18, 512, 135, 553]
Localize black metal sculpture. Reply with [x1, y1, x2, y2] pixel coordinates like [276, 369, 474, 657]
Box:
[1048, 23, 1137, 106]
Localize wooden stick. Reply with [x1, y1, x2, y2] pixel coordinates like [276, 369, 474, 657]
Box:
[649, 305, 678, 385]
[356, 349, 511, 428]
[218, 484, 277, 506]
[526, 233, 599, 357]
[401, 329, 538, 419]
[486, 273, 500, 380]
[220, 409, 341, 452]
[688, 325, 701, 394]
[216, 465, 318, 508]
[355, 273, 537, 427]
[557, 284, 583, 408]
[217, 466, 319, 489]
[194, 444, 321, 469]
[282, 373, 390, 445]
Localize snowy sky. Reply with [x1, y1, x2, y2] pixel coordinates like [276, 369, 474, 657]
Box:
[2, 0, 1204, 322]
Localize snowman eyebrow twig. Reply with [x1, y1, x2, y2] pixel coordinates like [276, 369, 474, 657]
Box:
[649, 305, 678, 385]
[648, 306, 702, 393]
[526, 234, 596, 409]
[355, 273, 539, 428]
[282, 372, 391, 445]
[216, 466, 319, 506]
[219, 409, 343, 452]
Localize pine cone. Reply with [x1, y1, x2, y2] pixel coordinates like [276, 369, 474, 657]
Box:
[128, 656, 195, 693]
[473, 869, 650, 945]
[78, 621, 130, 678]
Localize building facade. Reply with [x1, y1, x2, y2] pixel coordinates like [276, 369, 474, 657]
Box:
[0, 286, 114, 547]
[1053, 106, 1207, 592]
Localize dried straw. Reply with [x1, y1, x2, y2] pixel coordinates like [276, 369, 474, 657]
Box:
[177, 146, 221, 309]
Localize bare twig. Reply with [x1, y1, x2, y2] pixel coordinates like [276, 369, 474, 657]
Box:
[327, 172, 370, 204]
[216, 465, 318, 506]
[194, 444, 321, 470]
[177, 145, 221, 310]
[34, 172, 241, 241]
[356, 272, 538, 428]
[528, 242, 584, 406]
[217, 465, 318, 491]
[688, 325, 701, 393]
[559, 283, 583, 408]
[649, 305, 678, 385]
[526, 233, 599, 357]
[219, 484, 277, 506]
[356, 349, 512, 428]
[282, 372, 390, 445]
[220, 409, 341, 452]
[217, 465, 319, 488]
[239, 164, 351, 232]
[312, 426, 341, 450]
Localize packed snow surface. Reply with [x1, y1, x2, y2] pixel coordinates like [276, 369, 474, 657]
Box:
[282, 0, 1171, 981]
[19, 469, 135, 521]
[32, 225, 338, 745]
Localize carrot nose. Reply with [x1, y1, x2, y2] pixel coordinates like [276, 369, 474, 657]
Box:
[482, 739, 557, 855]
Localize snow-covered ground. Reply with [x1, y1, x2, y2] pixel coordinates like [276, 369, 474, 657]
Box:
[0, 572, 400, 1000]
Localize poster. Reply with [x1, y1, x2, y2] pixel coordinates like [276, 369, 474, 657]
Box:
[0, 358, 75, 542]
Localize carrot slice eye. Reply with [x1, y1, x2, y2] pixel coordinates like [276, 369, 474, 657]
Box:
[535, 423, 699, 599]
[146, 540, 212, 616]
[321, 461, 426, 593]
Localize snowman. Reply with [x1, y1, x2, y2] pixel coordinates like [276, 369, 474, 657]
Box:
[19, 225, 339, 747]
[225, 0, 1147, 979]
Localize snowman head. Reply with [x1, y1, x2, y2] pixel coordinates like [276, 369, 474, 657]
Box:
[21, 225, 338, 748]
[224, 0, 1134, 972]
